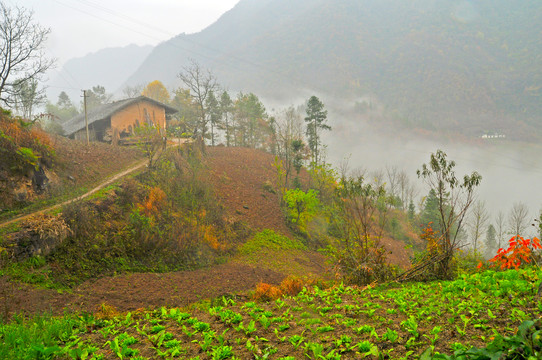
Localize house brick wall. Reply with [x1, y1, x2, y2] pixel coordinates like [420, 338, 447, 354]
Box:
[111, 100, 167, 136]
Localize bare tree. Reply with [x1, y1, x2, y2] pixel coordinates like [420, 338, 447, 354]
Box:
[178, 60, 218, 140]
[386, 167, 419, 210]
[507, 202, 530, 239]
[122, 84, 144, 99]
[495, 210, 507, 249]
[468, 200, 489, 253]
[371, 169, 385, 189]
[0, 3, 54, 105]
[14, 78, 44, 119]
[273, 106, 304, 186]
[385, 165, 400, 206]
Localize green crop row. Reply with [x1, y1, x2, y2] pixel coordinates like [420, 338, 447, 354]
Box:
[1, 268, 541, 359]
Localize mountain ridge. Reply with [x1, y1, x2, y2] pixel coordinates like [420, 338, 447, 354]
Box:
[66, 0, 541, 139]
[46, 44, 153, 104]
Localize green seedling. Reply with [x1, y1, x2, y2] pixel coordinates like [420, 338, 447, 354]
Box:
[259, 315, 271, 329]
[356, 340, 376, 354]
[236, 320, 257, 336]
[355, 324, 375, 335]
[274, 328, 286, 342]
[211, 345, 234, 360]
[304, 341, 325, 359]
[401, 316, 419, 339]
[315, 325, 334, 333]
[382, 328, 399, 343]
[288, 334, 305, 350]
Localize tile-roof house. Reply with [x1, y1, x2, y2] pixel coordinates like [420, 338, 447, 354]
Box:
[63, 96, 177, 143]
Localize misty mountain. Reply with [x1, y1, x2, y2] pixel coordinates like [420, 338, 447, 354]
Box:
[46, 44, 153, 106]
[126, 0, 541, 139]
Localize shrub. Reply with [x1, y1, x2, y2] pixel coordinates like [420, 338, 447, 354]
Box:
[485, 236, 542, 270]
[284, 188, 319, 231]
[254, 282, 283, 301]
[0, 112, 55, 174]
[279, 276, 304, 296]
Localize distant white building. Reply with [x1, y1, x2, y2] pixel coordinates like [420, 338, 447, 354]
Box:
[480, 133, 506, 140]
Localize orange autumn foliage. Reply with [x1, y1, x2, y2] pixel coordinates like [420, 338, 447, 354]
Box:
[253, 277, 305, 302]
[0, 113, 55, 172]
[280, 276, 304, 296]
[487, 236, 542, 270]
[254, 282, 283, 301]
[421, 222, 441, 254]
[200, 224, 224, 251]
[139, 187, 167, 217]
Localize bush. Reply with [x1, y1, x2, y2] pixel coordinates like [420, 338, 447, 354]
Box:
[284, 188, 319, 232]
[0, 112, 55, 174]
[253, 282, 283, 301]
[280, 276, 304, 296]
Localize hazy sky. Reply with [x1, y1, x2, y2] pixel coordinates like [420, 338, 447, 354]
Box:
[10, 0, 240, 65]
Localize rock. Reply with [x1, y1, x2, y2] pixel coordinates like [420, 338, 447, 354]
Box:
[32, 165, 49, 193]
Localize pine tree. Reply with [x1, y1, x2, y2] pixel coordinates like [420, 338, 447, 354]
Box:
[304, 96, 330, 166]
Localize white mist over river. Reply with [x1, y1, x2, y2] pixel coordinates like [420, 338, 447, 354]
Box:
[325, 117, 542, 238]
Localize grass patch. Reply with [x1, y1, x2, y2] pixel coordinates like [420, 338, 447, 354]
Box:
[0, 256, 62, 290]
[239, 229, 306, 255]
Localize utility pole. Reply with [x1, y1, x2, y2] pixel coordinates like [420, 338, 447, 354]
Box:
[82, 90, 89, 145]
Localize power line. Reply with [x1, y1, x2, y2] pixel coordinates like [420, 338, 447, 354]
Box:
[49, 0, 315, 92]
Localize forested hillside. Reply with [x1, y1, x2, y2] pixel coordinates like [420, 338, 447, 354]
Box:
[124, 0, 542, 139]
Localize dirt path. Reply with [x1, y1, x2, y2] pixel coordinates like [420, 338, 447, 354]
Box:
[0, 159, 149, 229]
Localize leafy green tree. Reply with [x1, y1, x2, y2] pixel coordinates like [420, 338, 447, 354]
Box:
[85, 85, 112, 111]
[46, 91, 79, 122]
[169, 87, 198, 136]
[417, 149, 482, 278]
[284, 188, 319, 229]
[44, 91, 78, 134]
[233, 92, 269, 148]
[420, 189, 441, 232]
[304, 96, 330, 166]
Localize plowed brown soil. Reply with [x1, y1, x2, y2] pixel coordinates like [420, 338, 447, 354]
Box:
[2, 145, 413, 319]
[206, 146, 291, 236]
